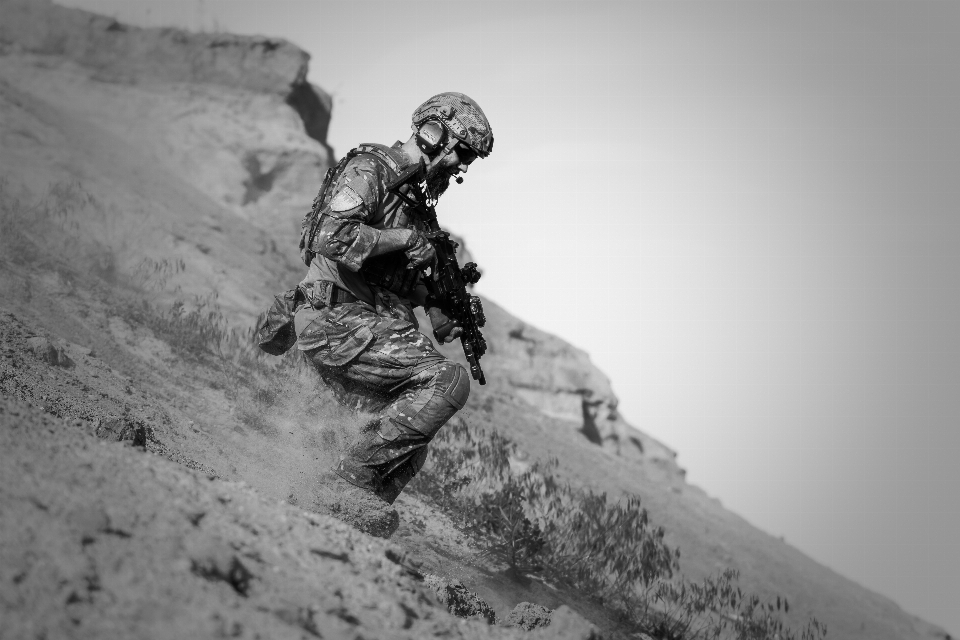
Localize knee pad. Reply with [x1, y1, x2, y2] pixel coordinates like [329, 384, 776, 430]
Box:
[438, 362, 470, 410]
[382, 361, 471, 439]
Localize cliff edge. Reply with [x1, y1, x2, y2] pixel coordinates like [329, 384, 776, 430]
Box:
[0, 0, 332, 147]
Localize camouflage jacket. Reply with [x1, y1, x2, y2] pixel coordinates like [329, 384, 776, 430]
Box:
[300, 142, 426, 307]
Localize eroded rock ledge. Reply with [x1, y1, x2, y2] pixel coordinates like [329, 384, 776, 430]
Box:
[479, 296, 681, 476]
[0, 0, 331, 146]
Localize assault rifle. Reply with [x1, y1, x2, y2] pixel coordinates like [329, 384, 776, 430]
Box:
[390, 169, 488, 385]
[422, 228, 487, 385]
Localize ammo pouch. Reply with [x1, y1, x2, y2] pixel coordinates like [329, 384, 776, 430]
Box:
[255, 287, 306, 356]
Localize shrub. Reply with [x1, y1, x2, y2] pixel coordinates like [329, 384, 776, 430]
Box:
[0, 180, 117, 275]
[139, 295, 230, 359]
[116, 291, 306, 433]
[466, 475, 548, 575]
[411, 422, 827, 640]
[133, 257, 186, 292]
[409, 421, 678, 597]
[538, 489, 678, 602]
[648, 569, 827, 640]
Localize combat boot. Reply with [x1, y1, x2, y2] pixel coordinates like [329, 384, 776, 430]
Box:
[313, 473, 400, 538]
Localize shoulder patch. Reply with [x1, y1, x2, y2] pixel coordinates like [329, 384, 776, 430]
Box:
[328, 185, 364, 212]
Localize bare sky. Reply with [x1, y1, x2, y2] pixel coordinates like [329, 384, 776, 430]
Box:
[59, 0, 960, 634]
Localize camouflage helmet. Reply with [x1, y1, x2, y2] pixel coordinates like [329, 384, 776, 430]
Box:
[412, 92, 494, 158]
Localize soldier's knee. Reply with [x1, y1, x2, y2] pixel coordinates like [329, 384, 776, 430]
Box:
[437, 362, 470, 410]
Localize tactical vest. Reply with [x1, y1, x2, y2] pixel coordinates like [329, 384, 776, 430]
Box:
[299, 143, 424, 299]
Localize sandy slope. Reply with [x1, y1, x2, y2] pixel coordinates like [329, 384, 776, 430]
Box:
[0, 3, 953, 639]
[0, 386, 524, 640]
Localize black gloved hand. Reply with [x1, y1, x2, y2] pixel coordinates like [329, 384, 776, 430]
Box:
[404, 228, 437, 269]
[427, 306, 462, 344]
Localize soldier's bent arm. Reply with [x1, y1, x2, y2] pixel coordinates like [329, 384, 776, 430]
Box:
[369, 228, 417, 257]
[313, 159, 397, 272]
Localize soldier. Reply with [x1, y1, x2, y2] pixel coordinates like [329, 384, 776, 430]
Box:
[295, 92, 493, 537]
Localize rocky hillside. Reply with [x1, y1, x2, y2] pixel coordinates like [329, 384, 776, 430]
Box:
[0, 2, 951, 639]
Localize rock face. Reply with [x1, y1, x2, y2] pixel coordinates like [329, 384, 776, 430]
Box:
[447, 233, 680, 473]
[0, 0, 332, 147]
[3, 0, 307, 94]
[0, 0, 335, 306]
[479, 296, 679, 472]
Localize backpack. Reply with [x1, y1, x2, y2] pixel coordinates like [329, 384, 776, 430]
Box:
[298, 149, 360, 267]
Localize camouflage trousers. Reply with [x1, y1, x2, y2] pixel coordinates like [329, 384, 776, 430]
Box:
[296, 300, 470, 503]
